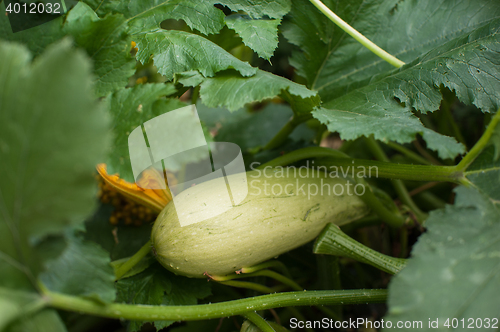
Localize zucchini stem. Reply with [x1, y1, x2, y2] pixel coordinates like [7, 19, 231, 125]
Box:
[314, 224, 407, 275]
[242, 312, 276, 332]
[257, 146, 463, 184]
[44, 288, 387, 321]
[114, 240, 151, 280]
[307, 0, 405, 68]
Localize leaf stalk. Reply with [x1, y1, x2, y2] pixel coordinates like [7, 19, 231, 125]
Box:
[307, 0, 405, 68]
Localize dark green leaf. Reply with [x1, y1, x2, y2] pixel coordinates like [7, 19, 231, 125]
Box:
[84, 205, 154, 261]
[63, 2, 136, 97]
[212, 0, 291, 19]
[82, 0, 225, 35]
[116, 264, 211, 331]
[7, 309, 67, 332]
[225, 14, 280, 60]
[136, 30, 256, 81]
[283, 0, 500, 159]
[0, 3, 65, 56]
[197, 102, 315, 151]
[384, 186, 500, 328]
[0, 288, 44, 331]
[313, 19, 500, 159]
[40, 232, 115, 303]
[183, 70, 318, 112]
[283, 0, 500, 104]
[0, 39, 110, 288]
[102, 83, 185, 182]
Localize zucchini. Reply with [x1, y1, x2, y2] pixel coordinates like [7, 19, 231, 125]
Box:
[151, 169, 369, 277]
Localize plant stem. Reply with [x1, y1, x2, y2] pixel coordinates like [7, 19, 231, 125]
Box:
[287, 308, 314, 332]
[214, 270, 303, 291]
[354, 177, 406, 228]
[45, 289, 387, 321]
[365, 137, 428, 222]
[257, 146, 348, 169]
[384, 141, 432, 165]
[314, 224, 407, 275]
[240, 260, 292, 278]
[191, 86, 200, 105]
[262, 114, 312, 151]
[440, 92, 467, 146]
[60, 0, 67, 12]
[412, 140, 442, 165]
[243, 312, 275, 332]
[457, 109, 500, 170]
[217, 280, 275, 293]
[307, 0, 405, 68]
[257, 146, 463, 184]
[114, 240, 151, 280]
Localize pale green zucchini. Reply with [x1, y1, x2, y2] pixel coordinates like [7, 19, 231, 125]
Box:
[151, 169, 369, 277]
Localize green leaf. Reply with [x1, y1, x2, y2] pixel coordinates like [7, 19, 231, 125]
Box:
[212, 0, 291, 19]
[39, 232, 116, 303]
[102, 83, 185, 182]
[384, 186, 500, 329]
[182, 69, 319, 113]
[465, 145, 500, 202]
[135, 30, 256, 81]
[283, 0, 500, 159]
[7, 309, 67, 332]
[0, 288, 44, 331]
[225, 14, 280, 60]
[197, 102, 315, 151]
[63, 2, 136, 97]
[84, 205, 154, 261]
[312, 19, 500, 159]
[82, 0, 225, 35]
[116, 264, 211, 331]
[0, 3, 65, 56]
[283, 0, 500, 103]
[0, 39, 110, 288]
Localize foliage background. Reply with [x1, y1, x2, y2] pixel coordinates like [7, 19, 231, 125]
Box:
[0, 0, 499, 331]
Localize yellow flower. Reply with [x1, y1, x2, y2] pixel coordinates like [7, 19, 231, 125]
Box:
[96, 164, 173, 214]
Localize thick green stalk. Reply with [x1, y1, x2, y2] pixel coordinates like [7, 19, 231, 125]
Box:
[45, 289, 387, 321]
[114, 240, 151, 280]
[307, 0, 405, 68]
[314, 224, 407, 275]
[257, 146, 463, 183]
[243, 312, 276, 332]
